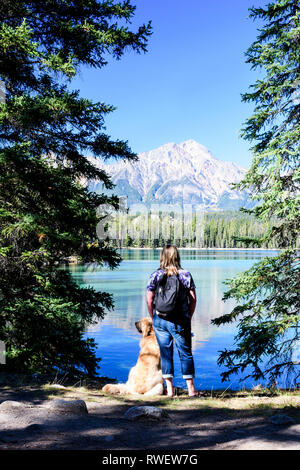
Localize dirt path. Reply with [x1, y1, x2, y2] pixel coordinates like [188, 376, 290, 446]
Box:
[0, 385, 299, 450]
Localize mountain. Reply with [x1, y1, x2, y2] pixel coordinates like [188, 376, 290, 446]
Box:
[88, 139, 252, 211]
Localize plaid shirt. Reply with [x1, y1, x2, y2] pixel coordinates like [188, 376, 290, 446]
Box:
[147, 268, 196, 292]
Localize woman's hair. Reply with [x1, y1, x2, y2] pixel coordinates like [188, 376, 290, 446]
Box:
[160, 245, 182, 276]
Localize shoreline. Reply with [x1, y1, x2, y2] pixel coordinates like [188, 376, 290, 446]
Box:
[64, 247, 285, 263]
[118, 247, 282, 251]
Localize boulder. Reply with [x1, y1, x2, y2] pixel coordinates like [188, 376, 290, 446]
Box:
[46, 399, 88, 415]
[24, 423, 44, 433]
[123, 406, 168, 421]
[0, 400, 27, 410]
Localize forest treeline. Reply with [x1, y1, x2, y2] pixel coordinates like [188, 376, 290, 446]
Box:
[109, 210, 299, 249]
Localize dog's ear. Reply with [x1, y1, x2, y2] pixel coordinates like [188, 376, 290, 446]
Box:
[142, 319, 153, 337]
[135, 321, 142, 334]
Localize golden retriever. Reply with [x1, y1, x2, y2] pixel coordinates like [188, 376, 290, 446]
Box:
[102, 317, 163, 396]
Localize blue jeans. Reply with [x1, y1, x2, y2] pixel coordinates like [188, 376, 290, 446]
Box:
[153, 313, 195, 379]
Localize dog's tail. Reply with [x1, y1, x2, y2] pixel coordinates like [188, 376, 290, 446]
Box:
[102, 383, 128, 395]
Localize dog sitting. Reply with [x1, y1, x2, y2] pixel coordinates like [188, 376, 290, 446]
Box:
[102, 317, 163, 396]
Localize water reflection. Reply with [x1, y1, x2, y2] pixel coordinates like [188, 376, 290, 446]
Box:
[66, 249, 281, 389]
[119, 248, 280, 261]
[69, 259, 241, 344]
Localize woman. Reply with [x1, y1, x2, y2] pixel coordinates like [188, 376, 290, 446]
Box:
[146, 245, 198, 397]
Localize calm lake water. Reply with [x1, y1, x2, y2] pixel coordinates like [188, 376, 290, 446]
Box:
[67, 249, 284, 391]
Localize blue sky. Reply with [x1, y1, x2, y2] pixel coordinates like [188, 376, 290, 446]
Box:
[71, 0, 266, 168]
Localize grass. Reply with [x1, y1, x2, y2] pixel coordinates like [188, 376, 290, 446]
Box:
[43, 383, 300, 417]
[0, 372, 299, 417]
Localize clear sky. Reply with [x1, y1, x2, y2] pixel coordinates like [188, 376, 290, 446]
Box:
[71, 0, 267, 168]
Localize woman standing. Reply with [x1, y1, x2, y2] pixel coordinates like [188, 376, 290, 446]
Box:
[146, 245, 198, 397]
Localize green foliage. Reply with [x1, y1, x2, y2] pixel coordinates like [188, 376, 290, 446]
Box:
[0, 1, 151, 376]
[212, 0, 300, 386]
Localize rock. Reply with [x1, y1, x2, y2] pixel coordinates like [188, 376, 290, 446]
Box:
[123, 406, 168, 421]
[269, 414, 295, 425]
[25, 423, 44, 433]
[46, 399, 88, 415]
[0, 400, 27, 410]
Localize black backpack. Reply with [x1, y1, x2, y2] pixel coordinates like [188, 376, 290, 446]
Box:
[154, 272, 181, 319]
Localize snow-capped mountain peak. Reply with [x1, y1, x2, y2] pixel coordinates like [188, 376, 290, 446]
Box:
[88, 140, 251, 210]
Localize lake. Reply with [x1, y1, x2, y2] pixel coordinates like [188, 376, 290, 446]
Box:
[67, 249, 284, 391]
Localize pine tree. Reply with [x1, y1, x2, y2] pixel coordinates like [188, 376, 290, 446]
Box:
[212, 0, 300, 386]
[0, 1, 151, 377]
